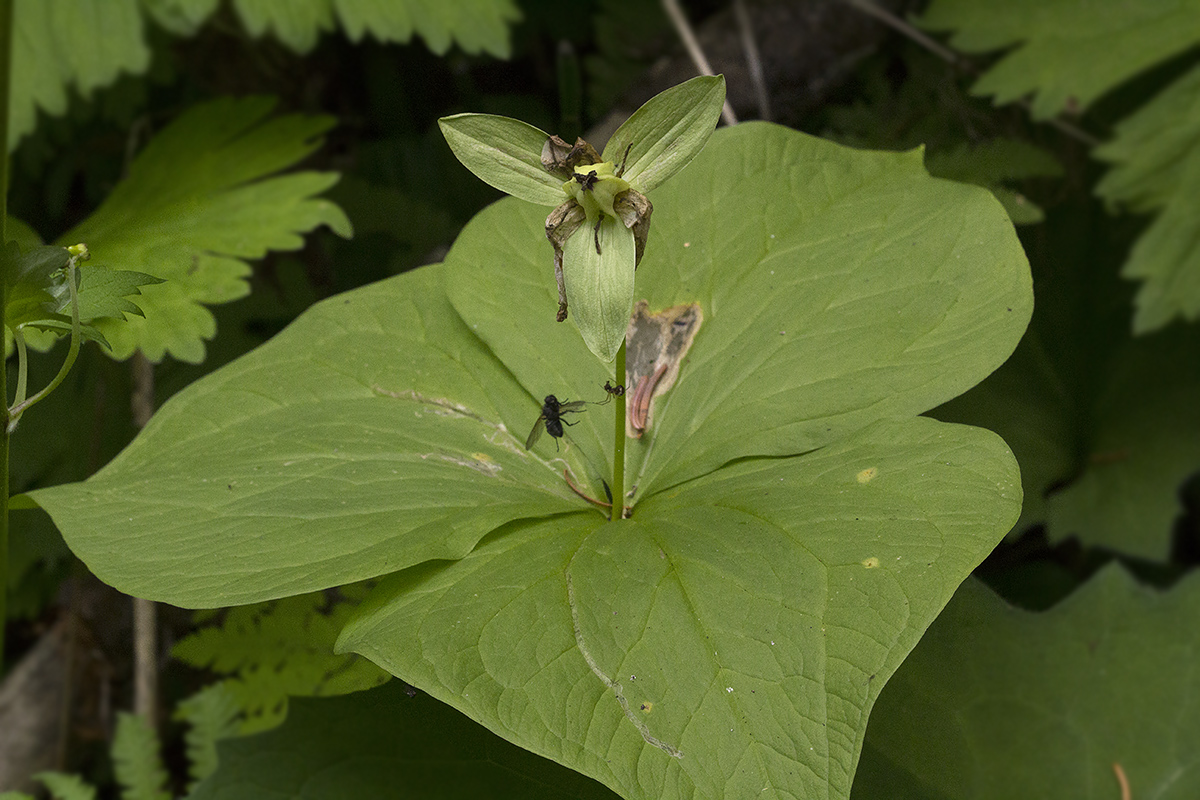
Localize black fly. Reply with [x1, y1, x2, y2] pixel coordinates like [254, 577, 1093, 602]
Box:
[525, 394, 586, 451]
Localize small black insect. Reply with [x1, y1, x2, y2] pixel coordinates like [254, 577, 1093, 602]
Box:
[596, 381, 625, 405]
[525, 394, 586, 450]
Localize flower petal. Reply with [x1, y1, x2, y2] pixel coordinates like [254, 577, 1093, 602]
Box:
[603, 75, 726, 193]
[562, 216, 636, 362]
[439, 114, 567, 206]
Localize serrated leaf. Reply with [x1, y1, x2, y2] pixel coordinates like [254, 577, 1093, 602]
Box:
[8, 0, 149, 151]
[58, 96, 352, 363]
[175, 684, 242, 789]
[139, 0, 219, 35]
[331, 0, 520, 57]
[230, 0, 519, 57]
[30, 773, 95, 800]
[33, 123, 1030, 800]
[439, 114, 566, 205]
[855, 567, 1200, 799]
[172, 592, 389, 733]
[112, 713, 170, 800]
[188, 682, 620, 800]
[67, 267, 163, 322]
[1095, 63, 1200, 332]
[603, 74, 725, 193]
[919, 0, 1200, 119]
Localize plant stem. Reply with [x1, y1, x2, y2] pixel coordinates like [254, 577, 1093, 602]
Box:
[7, 258, 83, 427]
[612, 340, 627, 519]
[0, 0, 14, 670]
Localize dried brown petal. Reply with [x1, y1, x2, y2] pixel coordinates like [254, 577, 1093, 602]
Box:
[613, 189, 653, 267]
[545, 200, 587, 321]
[540, 135, 602, 179]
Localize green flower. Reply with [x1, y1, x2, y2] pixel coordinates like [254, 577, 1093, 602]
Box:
[439, 75, 726, 362]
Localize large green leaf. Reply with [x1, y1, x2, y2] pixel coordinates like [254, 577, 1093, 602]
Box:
[932, 201, 1199, 560]
[341, 418, 1019, 800]
[854, 567, 1200, 799]
[1095, 63, 1200, 333]
[8, 0, 149, 151]
[32, 123, 1030, 799]
[919, 0, 1200, 119]
[447, 124, 1031, 497]
[188, 682, 621, 799]
[30, 264, 583, 606]
[58, 96, 351, 364]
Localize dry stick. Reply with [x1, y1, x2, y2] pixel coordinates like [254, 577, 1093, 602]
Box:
[661, 0, 739, 125]
[1112, 763, 1131, 800]
[130, 352, 158, 726]
[732, 0, 771, 121]
[841, 0, 1101, 148]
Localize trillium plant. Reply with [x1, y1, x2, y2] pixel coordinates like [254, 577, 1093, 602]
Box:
[440, 76, 723, 364]
[32, 75, 1033, 799]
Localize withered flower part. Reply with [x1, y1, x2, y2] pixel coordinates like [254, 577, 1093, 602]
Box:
[541, 133, 655, 324]
[545, 200, 587, 321]
[614, 190, 653, 265]
[540, 135, 601, 179]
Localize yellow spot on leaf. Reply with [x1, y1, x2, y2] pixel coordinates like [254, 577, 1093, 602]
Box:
[856, 467, 878, 483]
[862, 557, 880, 569]
[640, 702, 653, 714]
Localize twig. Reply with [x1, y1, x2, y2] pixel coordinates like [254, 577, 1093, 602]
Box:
[1113, 763, 1131, 800]
[841, 0, 1100, 148]
[661, 0, 738, 125]
[130, 353, 158, 726]
[564, 469, 612, 509]
[732, 0, 771, 121]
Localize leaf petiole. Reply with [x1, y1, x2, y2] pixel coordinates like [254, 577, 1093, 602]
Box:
[613, 340, 627, 519]
[8, 255, 85, 431]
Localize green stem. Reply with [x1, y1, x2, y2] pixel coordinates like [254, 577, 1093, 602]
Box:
[12, 327, 27, 406]
[8, 259, 83, 428]
[612, 340, 626, 519]
[0, 0, 14, 670]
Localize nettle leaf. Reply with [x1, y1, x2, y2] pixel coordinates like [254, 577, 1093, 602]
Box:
[189, 682, 620, 800]
[229, 0, 519, 56]
[31, 124, 1030, 800]
[58, 96, 352, 364]
[855, 568, 1200, 799]
[9, 0, 149, 150]
[1095, 63, 1200, 333]
[919, 0, 1200, 119]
